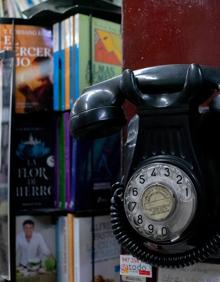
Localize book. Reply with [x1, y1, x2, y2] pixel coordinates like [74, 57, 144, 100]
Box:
[73, 13, 90, 101]
[52, 22, 61, 111]
[16, 215, 56, 282]
[64, 18, 71, 110]
[56, 216, 68, 282]
[70, 14, 122, 212]
[0, 51, 13, 278]
[14, 113, 56, 209]
[157, 263, 220, 282]
[71, 132, 120, 212]
[0, 22, 53, 113]
[56, 214, 74, 282]
[67, 213, 74, 282]
[60, 19, 66, 111]
[74, 214, 120, 282]
[72, 14, 122, 100]
[63, 111, 71, 209]
[91, 16, 122, 84]
[58, 113, 65, 209]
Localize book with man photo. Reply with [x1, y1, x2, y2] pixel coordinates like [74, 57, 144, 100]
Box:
[16, 215, 56, 282]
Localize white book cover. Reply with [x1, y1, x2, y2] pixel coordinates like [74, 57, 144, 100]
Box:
[157, 263, 220, 282]
[74, 214, 120, 282]
[16, 215, 56, 282]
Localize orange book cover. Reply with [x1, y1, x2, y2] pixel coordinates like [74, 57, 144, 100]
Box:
[0, 23, 53, 113]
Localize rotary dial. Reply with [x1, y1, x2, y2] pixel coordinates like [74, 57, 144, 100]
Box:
[124, 162, 197, 243]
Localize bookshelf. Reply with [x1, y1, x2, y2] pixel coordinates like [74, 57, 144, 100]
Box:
[0, 1, 122, 281]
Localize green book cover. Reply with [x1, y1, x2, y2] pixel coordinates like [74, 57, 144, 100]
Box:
[74, 13, 90, 100]
[73, 14, 122, 99]
[91, 16, 122, 84]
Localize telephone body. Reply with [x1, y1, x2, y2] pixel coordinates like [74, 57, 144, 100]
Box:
[70, 64, 220, 267]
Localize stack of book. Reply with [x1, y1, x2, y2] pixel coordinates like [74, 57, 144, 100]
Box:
[16, 214, 120, 282]
[0, 11, 122, 282]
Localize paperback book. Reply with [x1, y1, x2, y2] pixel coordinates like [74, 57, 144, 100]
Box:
[14, 113, 56, 209]
[71, 132, 121, 212]
[70, 14, 122, 212]
[16, 215, 56, 282]
[0, 22, 53, 113]
[74, 214, 120, 282]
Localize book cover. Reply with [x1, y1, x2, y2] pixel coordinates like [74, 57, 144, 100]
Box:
[71, 138, 93, 212]
[14, 113, 56, 209]
[157, 263, 220, 282]
[16, 215, 56, 282]
[74, 214, 120, 282]
[91, 16, 122, 84]
[0, 23, 53, 113]
[72, 133, 121, 212]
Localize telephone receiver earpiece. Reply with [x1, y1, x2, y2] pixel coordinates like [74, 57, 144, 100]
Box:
[70, 75, 126, 139]
[70, 64, 220, 139]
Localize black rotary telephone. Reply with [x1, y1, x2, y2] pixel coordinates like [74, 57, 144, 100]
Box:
[70, 64, 220, 267]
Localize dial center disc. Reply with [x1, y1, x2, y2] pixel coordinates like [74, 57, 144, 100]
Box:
[142, 184, 176, 221]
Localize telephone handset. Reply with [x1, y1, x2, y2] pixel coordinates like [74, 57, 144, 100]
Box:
[70, 64, 220, 267]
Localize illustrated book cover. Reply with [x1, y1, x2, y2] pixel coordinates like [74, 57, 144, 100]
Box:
[0, 23, 53, 113]
[14, 113, 56, 209]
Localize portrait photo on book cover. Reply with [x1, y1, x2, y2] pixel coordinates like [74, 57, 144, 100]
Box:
[16, 215, 56, 281]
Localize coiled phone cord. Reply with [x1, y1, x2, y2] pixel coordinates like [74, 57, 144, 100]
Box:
[110, 186, 220, 268]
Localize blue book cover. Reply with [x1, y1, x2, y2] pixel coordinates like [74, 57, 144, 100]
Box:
[52, 22, 61, 111]
[14, 113, 56, 209]
[60, 20, 66, 111]
[71, 132, 121, 212]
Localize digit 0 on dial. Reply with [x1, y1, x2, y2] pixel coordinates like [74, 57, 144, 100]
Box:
[124, 162, 197, 243]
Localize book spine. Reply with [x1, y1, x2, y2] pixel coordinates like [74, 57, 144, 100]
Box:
[70, 138, 77, 211]
[54, 114, 60, 208]
[74, 15, 80, 101]
[64, 18, 71, 110]
[69, 15, 75, 109]
[64, 111, 71, 209]
[74, 217, 80, 282]
[63, 216, 69, 282]
[60, 20, 66, 111]
[56, 218, 61, 282]
[53, 22, 60, 111]
[75, 14, 90, 100]
[59, 114, 65, 209]
[57, 216, 68, 282]
[67, 214, 74, 282]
